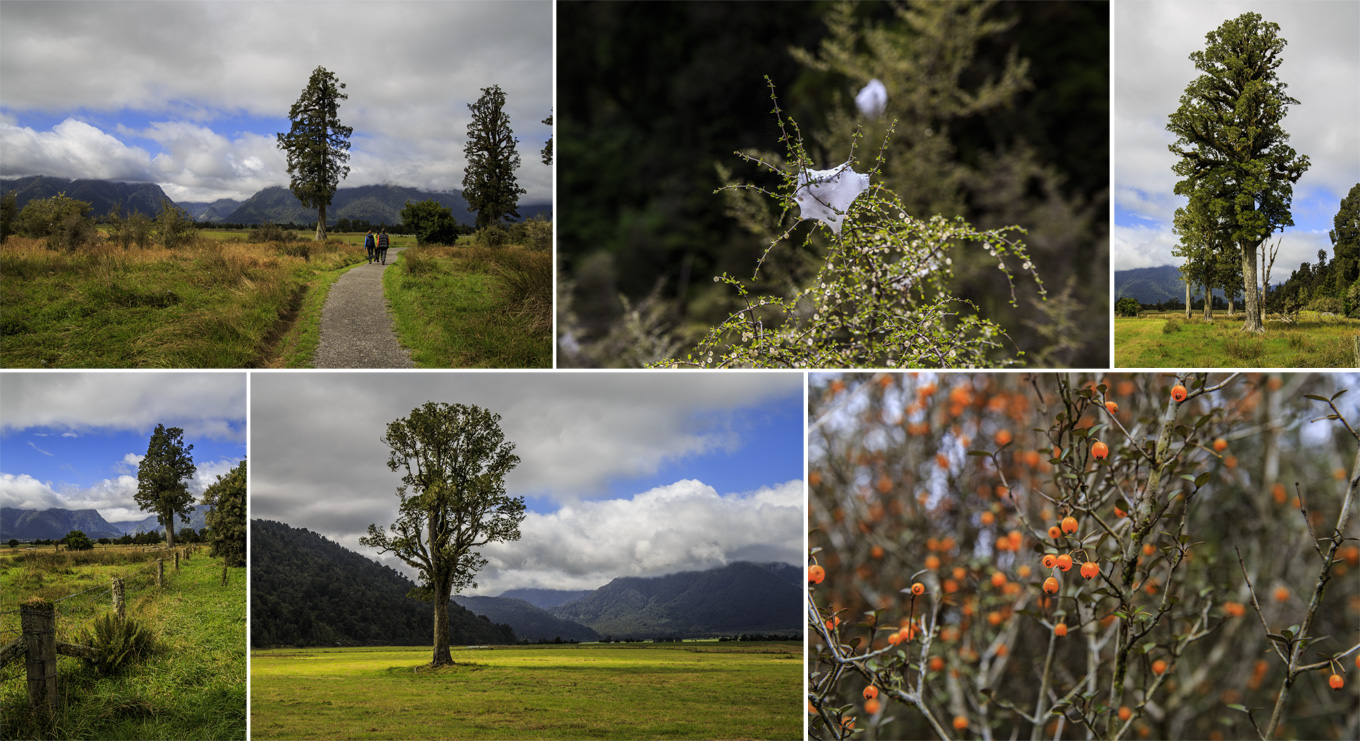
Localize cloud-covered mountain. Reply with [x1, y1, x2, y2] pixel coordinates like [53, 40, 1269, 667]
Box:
[222, 184, 551, 226]
[0, 507, 123, 540]
[451, 595, 599, 643]
[177, 198, 242, 222]
[550, 561, 801, 639]
[1, 175, 183, 218]
[496, 587, 593, 610]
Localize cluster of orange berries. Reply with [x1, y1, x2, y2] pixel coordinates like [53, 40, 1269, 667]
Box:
[1038, 517, 1100, 605]
[862, 685, 881, 715]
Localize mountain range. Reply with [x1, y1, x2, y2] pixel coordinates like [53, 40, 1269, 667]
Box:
[251, 518, 800, 646]
[1115, 265, 1274, 305]
[2, 176, 550, 226]
[1, 505, 211, 541]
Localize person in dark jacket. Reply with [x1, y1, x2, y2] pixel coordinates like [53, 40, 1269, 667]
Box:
[364, 230, 376, 264]
[377, 229, 390, 265]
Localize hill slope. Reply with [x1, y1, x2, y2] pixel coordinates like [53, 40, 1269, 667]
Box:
[0, 507, 124, 540]
[551, 561, 801, 639]
[1, 175, 184, 218]
[451, 595, 600, 642]
[224, 183, 552, 226]
[250, 519, 516, 648]
[496, 587, 594, 610]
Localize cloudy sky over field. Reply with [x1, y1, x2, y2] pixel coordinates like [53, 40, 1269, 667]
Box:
[1115, 0, 1360, 274]
[0, 1, 552, 204]
[250, 373, 805, 594]
[0, 373, 247, 524]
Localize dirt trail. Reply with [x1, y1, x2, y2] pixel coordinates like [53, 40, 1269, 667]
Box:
[312, 247, 416, 368]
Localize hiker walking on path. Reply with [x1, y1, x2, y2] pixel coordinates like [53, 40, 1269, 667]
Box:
[364, 230, 376, 264]
[377, 229, 391, 265]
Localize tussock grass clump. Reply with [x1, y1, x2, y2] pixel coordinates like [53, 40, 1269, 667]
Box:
[1223, 334, 1265, 363]
[79, 614, 158, 675]
[1162, 318, 1182, 334]
[493, 249, 552, 335]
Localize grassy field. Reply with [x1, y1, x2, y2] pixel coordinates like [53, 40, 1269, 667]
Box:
[384, 244, 552, 367]
[0, 235, 365, 367]
[251, 642, 799, 740]
[0, 546, 246, 739]
[1114, 312, 1360, 367]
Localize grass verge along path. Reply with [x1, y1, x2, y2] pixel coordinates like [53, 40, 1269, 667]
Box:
[1, 237, 364, 367]
[384, 244, 551, 368]
[1, 547, 246, 740]
[1115, 313, 1359, 367]
[251, 642, 800, 740]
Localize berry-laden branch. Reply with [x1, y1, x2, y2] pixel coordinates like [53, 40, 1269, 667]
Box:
[1258, 405, 1360, 740]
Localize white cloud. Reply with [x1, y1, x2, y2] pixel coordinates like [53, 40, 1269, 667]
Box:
[27, 441, 52, 457]
[0, 119, 158, 182]
[0, 372, 246, 442]
[0, 473, 62, 510]
[465, 478, 805, 594]
[1115, 222, 1332, 278]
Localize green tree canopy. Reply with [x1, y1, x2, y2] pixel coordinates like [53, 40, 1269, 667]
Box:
[202, 459, 246, 567]
[1166, 12, 1311, 332]
[360, 402, 525, 667]
[399, 199, 462, 245]
[462, 85, 526, 230]
[135, 424, 196, 549]
[277, 65, 353, 241]
[63, 530, 94, 551]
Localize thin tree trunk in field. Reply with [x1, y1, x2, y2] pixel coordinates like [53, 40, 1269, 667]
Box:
[315, 204, 327, 241]
[1241, 242, 1265, 332]
[432, 581, 453, 666]
[1203, 281, 1212, 319]
[1185, 279, 1192, 319]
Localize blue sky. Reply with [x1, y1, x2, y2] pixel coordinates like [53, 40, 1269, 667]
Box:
[0, 373, 247, 524]
[1114, 1, 1360, 275]
[0, 1, 553, 204]
[250, 372, 806, 593]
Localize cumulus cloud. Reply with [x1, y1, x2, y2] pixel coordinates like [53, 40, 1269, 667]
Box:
[0, 473, 62, 510]
[1, 372, 246, 442]
[0, 1, 552, 203]
[359, 478, 804, 594]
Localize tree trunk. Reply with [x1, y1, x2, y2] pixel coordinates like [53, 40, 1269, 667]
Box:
[1203, 281, 1212, 319]
[165, 514, 176, 549]
[1229, 293, 1235, 316]
[431, 581, 453, 666]
[315, 204, 327, 241]
[1240, 242, 1265, 332]
[1185, 279, 1192, 319]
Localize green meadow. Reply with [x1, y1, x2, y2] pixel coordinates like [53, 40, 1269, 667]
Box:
[0, 546, 246, 740]
[250, 642, 801, 740]
[1114, 312, 1359, 367]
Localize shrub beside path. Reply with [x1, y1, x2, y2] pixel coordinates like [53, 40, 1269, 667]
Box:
[313, 247, 416, 368]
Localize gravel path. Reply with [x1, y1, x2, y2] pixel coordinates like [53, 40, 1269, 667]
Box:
[312, 247, 416, 368]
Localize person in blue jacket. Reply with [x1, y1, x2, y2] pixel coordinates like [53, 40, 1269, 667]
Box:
[364, 230, 376, 264]
[377, 229, 390, 265]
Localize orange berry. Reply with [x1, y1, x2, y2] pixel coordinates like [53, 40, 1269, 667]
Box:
[1273, 586, 1290, 603]
[1054, 622, 1068, 637]
[842, 716, 854, 730]
[1048, 525, 1063, 540]
[929, 656, 945, 672]
[980, 511, 995, 526]
[953, 715, 968, 731]
[943, 579, 959, 594]
[864, 697, 881, 715]
[1017, 564, 1032, 579]
[1329, 674, 1343, 691]
[1114, 505, 1126, 518]
[1118, 706, 1132, 722]
[808, 470, 822, 487]
[1091, 440, 1109, 460]
[888, 631, 903, 646]
[987, 611, 1003, 626]
[1042, 554, 1058, 569]
[911, 582, 925, 596]
[808, 565, 825, 584]
[996, 429, 1013, 446]
[863, 685, 879, 700]
[991, 571, 1007, 588]
[1007, 531, 1023, 550]
[1272, 483, 1287, 504]
[1142, 543, 1156, 556]
[995, 643, 1008, 657]
[1224, 455, 1237, 469]
[1152, 659, 1167, 675]
[1171, 384, 1187, 402]
[952, 566, 967, 581]
[1081, 561, 1099, 579]
[871, 545, 884, 560]
[1105, 401, 1119, 414]
[1043, 576, 1060, 594]
[1336, 467, 1349, 481]
[925, 555, 941, 570]
[1056, 554, 1073, 572]
[1061, 516, 1079, 534]
[1213, 438, 1228, 453]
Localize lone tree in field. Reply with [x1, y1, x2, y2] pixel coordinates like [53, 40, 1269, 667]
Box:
[1166, 12, 1310, 333]
[277, 65, 353, 241]
[202, 459, 246, 567]
[462, 85, 526, 230]
[360, 402, 524, 667]
[135, 424, 197, 549]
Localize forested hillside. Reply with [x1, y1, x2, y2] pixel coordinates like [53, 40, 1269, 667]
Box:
[250, 519, 516, 647]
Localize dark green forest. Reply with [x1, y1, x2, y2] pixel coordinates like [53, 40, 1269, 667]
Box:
[1267, 183, 1360, 317]
[557, 0, 1108, 368]
[250, 519, 516, 648]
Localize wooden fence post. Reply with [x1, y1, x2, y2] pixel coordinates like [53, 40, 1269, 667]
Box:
[112, 577, 125, 619]
[156, 559, 164, 588]
[175, 551, 180, 571]
[20, 598, 57, 712]
[1352, 335, 1359, 367]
